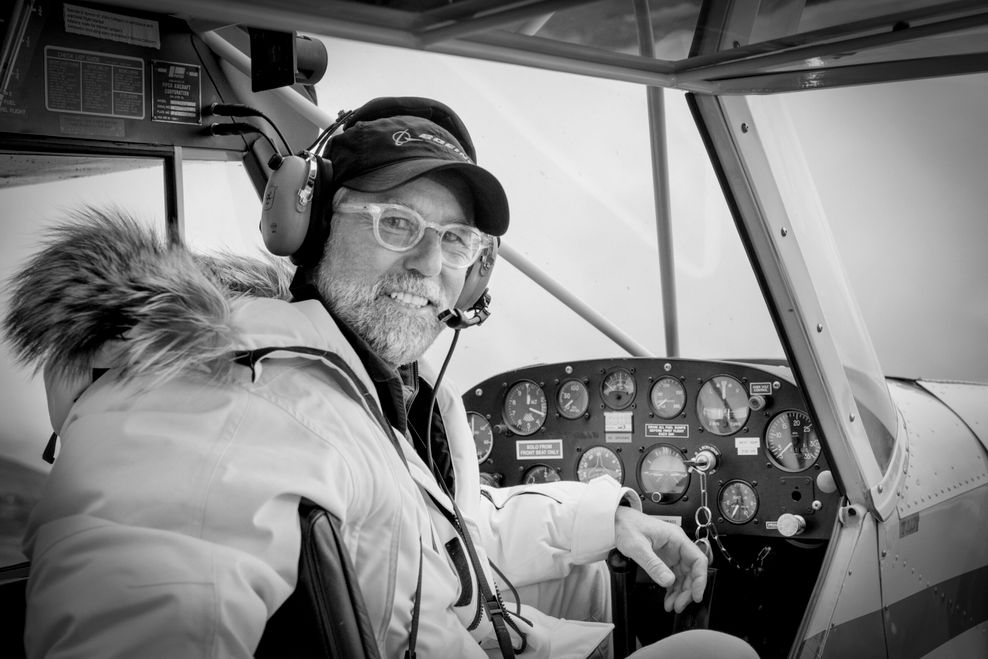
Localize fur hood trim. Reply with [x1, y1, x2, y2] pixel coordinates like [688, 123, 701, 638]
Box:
[3, 206, 294, 386]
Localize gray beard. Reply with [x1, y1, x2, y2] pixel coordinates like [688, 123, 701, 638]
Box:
[318, 270, 448, 367]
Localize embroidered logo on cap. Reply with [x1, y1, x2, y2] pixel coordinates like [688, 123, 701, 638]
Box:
[392, 129, 471, 162]
[392, 129, 422, 147]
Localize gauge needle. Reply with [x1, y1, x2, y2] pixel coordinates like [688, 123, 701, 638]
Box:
[529, 407, 542, 414]
[778, 442, 793, 455]
[731, 503, 740, 517]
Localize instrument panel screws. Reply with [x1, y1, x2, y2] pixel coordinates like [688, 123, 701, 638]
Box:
[564, 365, 573, 374]
[741, 122, 749, 133]
[780, 227, 789, 237]
[475, 388, 483, 396]
[663, 363, 672, 371]
[849, 413, 856, 422]
[817, 324, 824, 332]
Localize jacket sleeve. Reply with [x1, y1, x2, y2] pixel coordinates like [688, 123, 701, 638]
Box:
[472, 476, 641, 588]
[23, 369, 363, 659]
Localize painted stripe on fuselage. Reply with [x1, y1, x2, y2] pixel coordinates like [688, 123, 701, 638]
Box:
[801, 564, 988, 658]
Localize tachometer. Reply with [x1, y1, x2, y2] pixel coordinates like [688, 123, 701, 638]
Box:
[697, 375, 750, 436]
[601, 368, 636, 410]
[765, 410, 821, 472]
[503, 380, 547, 436]
[523, 464, 561, 484]
[638, 444, 690, 503]
[718, 480, 758, 524]
[557, 379, 589, 419]
[649, 376, 686, 419]
[467, 412, 494, 463]
[577, 446, 623, 484]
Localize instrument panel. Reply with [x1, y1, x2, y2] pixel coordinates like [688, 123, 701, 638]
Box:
[464, 358, 839, 540]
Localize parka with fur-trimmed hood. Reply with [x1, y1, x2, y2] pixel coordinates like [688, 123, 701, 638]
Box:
[4, 208, 635, 659]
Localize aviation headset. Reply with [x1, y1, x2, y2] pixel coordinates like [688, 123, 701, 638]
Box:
[259, 97, 502, 329]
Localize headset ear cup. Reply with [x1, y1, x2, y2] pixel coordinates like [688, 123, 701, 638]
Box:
[260, 154, 318, 256]
[455, 238, 498, 311]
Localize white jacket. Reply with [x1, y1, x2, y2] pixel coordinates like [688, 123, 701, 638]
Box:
[8, 212, 639, 658]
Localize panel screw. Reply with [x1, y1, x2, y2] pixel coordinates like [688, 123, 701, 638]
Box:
[741, 122, 749, 133]
[475, 388, 483, 396]
[817, 324, 824, 332]
[781, 227, 789, 237]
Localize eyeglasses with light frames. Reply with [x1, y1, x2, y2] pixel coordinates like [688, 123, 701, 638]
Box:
[334, 202, 490, 269]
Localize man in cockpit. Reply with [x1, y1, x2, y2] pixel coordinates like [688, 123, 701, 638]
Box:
[6, 99, 757, 658]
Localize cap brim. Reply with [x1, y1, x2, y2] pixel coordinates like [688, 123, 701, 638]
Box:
[343, 159, 509, 236]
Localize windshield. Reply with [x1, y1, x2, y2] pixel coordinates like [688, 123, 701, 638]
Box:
[749, 74, 988, 385]
[743, 72, 988, 470]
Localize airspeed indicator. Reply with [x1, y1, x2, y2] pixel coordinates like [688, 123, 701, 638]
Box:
[765, 410, 821, 472]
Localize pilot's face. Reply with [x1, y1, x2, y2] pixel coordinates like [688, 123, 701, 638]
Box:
[316, 172, 474, 367]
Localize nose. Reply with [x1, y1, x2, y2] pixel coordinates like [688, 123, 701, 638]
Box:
[402, 228, 444, 277]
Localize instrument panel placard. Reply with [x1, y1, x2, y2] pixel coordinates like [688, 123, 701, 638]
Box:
[645, 423, 690, 439]
[515, 439, 563, 460]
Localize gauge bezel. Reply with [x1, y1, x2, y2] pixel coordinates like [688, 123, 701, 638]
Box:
[649, 375, 687, 420]
[764, 409, 821, 473]
[636, 442, 691, 504]
[600, 367, 636, 410]
[576, 445, 624, 484]
[522, 464, 561, 484]
[467, 411, 494, 463]
[556, 378, 590, 419]
[502, 379, 548, 436]
[696, 374, 750, 436]
[717, 479, 759, 525]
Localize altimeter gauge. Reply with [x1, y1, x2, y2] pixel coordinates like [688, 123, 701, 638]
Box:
[503, 380, 547, 436]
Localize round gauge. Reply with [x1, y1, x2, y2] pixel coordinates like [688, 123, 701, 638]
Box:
[649, 376, 686, 419]
[638, 444, 690, 503]
[696, 375, 750, 436]
[522, 464, 561, 484]
[577, 446, 624, 484]
[468, 412, 494, 463]
[557, 379, 589, 419]
[765, 410, 821, 472]
[718, 480, 759, 524]
[601, 368, 636, 410]
[503, 380, 548, 436]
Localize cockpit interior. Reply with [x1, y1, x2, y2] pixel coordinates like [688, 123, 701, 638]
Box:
[2, 1, 988, 658]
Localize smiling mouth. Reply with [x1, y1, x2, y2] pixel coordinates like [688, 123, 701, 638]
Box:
[387, 291, 432, 308]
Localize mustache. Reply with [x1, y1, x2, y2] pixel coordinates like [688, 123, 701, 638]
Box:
[373, 274, 448, 309]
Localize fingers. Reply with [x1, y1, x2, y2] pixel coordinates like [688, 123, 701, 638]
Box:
[627, 536, 675, 587]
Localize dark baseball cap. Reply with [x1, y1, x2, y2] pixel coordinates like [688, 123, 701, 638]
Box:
[326, 115, 509, 236]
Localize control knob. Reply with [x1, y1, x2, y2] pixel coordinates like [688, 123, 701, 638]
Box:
[776, 513, 806, 537]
